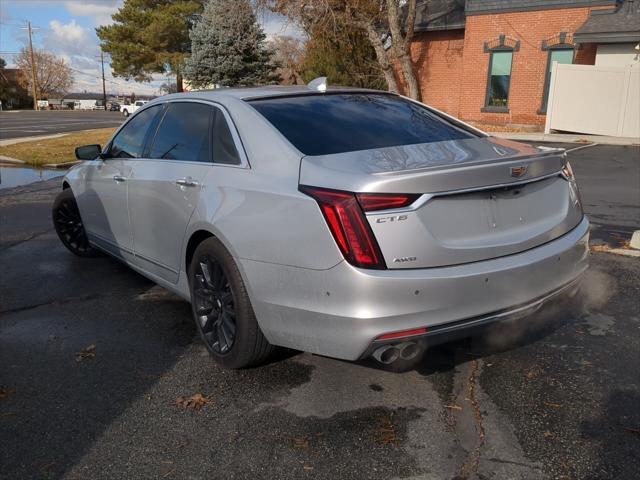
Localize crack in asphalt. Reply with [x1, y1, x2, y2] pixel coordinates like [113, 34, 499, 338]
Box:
[451, 358, 486, 480]
[463, 359, 486, 478]
[0, 227, 53, 251]
[0, 292, 111, 316]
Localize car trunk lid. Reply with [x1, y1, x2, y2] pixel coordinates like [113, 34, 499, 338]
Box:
[299, 137, 583, 268]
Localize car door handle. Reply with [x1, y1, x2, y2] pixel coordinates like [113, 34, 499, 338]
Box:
[113, 175, 127, 183]
[175, 178, 199, 187]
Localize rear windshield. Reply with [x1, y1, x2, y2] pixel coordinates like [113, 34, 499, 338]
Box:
[248, 93, 476, 156]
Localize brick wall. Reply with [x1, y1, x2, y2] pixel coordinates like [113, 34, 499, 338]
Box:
[408, 5, 612, 128]
[409, 30, 466, 115]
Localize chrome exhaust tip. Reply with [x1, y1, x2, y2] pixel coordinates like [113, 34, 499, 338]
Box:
[398, 342, 420, 361]
[372, 345, 400, 364]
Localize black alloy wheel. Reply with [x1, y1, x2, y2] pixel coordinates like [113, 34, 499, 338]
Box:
[188, 237, 274, 368]
[192, 255, 237, 354]
[52, 189, 98, 257]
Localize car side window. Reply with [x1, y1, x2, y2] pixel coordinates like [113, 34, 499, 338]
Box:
[109, 105, 162, 159]
[149, 102, 212, 162]
[212, 108, 241, 165]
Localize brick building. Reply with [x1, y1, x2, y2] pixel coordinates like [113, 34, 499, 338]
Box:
[408, 0, 637, 129]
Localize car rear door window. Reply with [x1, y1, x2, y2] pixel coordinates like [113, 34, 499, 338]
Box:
[109, 105, 162, 158]
[149, 102, 212, 162]
[248, 93, 475, 156]
[212, 109, 241, 165]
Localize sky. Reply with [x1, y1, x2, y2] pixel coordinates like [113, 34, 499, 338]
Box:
[0, 0, 300, 96]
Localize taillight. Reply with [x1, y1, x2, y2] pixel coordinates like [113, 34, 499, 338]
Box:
[356, 193, 420, 212]
[299, 185, 387, 269]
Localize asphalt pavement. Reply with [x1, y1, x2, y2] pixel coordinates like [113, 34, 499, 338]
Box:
[0, 110, 124, 140]
[0, 144, 638, 480]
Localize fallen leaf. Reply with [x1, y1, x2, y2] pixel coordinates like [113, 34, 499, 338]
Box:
[0, 387, 16, 400]
[543, 430, 555, 439]
[544, 402, 562, 409]
[293, 438, 310, 451]
[303, 464, 314, 470]
[175, 393, 211, 410]
[75, 344, 96, 362]
[375, 414, 399, 446]
[444, 404, 463, 411]
[526, 368, 542, 380]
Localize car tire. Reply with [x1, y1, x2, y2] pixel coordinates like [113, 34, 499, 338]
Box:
[52, 189, 100, 257]
[122, 109, 129, 117]
[188, 237, 274, 369]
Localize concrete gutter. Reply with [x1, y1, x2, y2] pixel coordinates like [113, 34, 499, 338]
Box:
[492, 132, 640, 146]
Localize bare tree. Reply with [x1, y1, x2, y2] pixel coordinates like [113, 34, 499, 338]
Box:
[15, 48, 73, 98]
[269, 35, 305, 85]
[263, 0, 422, 100]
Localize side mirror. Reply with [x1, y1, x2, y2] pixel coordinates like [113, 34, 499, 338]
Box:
[75, 144, 102, 161]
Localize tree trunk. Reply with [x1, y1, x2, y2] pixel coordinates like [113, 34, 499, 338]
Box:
[386, 0, 421, 101]
[397, 50, 420, 100]
[176, 67, 184, 92]
[364, 23, 399, 94]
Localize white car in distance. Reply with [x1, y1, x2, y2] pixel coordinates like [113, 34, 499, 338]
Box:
[120, 100, 148, 117]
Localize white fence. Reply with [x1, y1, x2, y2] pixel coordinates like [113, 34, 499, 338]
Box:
[545, 63, 639, 138]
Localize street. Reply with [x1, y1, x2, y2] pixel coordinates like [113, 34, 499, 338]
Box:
[0, 111, 123, 140]
[1, 144, 639, 480]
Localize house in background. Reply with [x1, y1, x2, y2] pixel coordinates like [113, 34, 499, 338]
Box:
[408, 0, 639, 130]
[575, 0, 640, 67]
[0, 68, 30, 109]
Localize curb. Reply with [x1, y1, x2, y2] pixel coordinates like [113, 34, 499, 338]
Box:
[45, 161, 80, 169]
[0, 155, 26, 164]
[0, 133, 68, 147]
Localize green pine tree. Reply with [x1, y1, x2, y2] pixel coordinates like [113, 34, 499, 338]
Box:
[96, 0, 205, 92]
[184, 0, 278, 88]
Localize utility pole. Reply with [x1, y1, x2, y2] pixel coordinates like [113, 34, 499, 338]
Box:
[99, 50, 107, 110]
[22, 22, 39, 110]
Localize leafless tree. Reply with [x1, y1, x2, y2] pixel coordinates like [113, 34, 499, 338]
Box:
[15, 48, 73, 98]
[269, 35, 305, 85]
[262, 0, 422, 100]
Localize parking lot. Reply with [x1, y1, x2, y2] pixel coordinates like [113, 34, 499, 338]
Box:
[0, 144, 639, 479]
[0, 110, 123, 140]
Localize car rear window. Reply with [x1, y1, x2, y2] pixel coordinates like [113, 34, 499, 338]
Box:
[248, 93, 476, 156]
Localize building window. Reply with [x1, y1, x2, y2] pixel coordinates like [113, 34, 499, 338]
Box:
[540, 47, 574, 113]
[485, 49, 513, 110]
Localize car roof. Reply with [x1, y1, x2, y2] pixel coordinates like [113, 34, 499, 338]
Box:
[156, 85, 386, 103]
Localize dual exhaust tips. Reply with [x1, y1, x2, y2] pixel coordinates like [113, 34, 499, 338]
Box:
[372, 342, 421, 364]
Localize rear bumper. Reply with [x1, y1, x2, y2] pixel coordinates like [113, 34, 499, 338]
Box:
[240, 216, 590, 361]
[359, 274, 582, 359]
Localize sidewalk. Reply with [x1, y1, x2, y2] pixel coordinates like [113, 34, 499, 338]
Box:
[0, 133, 68, 147]
[493, 132, 640, 145]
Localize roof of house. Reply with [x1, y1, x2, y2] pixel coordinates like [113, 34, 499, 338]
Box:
[465, 0, 615, 15]
[413, 0, 466, 32]
[574, 0, 640, 43]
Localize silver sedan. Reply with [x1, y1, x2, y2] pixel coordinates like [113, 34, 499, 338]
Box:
[53, 86, 589, 368]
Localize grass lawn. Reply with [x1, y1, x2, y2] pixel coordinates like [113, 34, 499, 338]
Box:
[0, 128, 116, 166]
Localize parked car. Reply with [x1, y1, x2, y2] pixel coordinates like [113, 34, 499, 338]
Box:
[120, 100, 148, 117]
[109, 102, 121, 112]
[53, 86, 589, 369]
